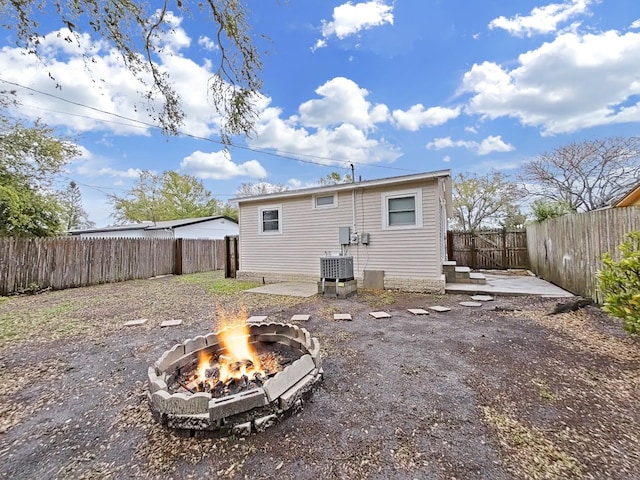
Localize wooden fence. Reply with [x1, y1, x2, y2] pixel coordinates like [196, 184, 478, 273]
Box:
[526, 206, 640, 301]
[447, 229, 528, 270]
[0, 237, 226, 295]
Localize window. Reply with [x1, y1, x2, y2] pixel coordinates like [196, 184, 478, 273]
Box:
[382, 189, 422, 229]
[388, 196, 416, 226]
[313, 193, 337, 209]
[259, 206, 282, 234]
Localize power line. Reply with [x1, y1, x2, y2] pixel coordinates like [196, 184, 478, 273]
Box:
[0, 77, 418, 173]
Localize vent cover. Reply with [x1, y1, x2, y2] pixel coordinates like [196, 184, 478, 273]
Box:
[320, 256, 354, 281]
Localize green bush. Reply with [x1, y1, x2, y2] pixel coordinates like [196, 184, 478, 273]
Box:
[597, 231, 640, 334]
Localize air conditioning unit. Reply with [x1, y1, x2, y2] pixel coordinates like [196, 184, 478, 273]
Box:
[320, 256, 354, 281]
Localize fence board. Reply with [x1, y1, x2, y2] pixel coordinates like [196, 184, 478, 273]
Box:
[0, 237, 226, 295]
[526, 206, 640, 301]
[447, 229, 528, 269]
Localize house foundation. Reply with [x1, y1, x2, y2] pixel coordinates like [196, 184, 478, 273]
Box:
[317, 279, 358, 298]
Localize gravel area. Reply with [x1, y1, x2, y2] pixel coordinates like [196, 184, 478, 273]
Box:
[0, 271, 638, 479]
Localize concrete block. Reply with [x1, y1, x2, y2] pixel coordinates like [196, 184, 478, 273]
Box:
[290, 314, 310, 322]
[158, 343, 186, 371]
[254, 414, 277, 432]
[369, 311, 391, 319]
[149, 378, 168, 394]
[247, 315, 268, 323]
[208, 388, 267, 421]
[279, 371, 317, 409]
[471, 295, 494, 301]
[334, 313, 352, 321]
[204, 332, 219, 347]
[249, 323, 277, 337]
[407, 308, 429, 315]
[263, 354, 315, 402]
[184, 335, 206, 355]
[309, 337, 321, 368]
[363, 270, 384, 289]
[123, 319, 148, 326]
[429, 306, 451, 312]
[151, 391, 210, 415]
[459, 301, 483, 307]
[160, 319, 182, 327]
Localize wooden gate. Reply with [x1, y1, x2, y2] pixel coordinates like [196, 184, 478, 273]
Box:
[447, 229, 528, 270]
[224, 235, 239, 278]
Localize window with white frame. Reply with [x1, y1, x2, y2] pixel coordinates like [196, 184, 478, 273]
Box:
[382, 189, 423, 229]
[313, 193, 337, 209]
[259, 206, 282, 234]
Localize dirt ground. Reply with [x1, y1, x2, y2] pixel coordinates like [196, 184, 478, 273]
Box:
[0, 271, 638, 479]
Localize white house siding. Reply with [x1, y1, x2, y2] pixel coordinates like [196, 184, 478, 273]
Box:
[238, 178, 445, 292]
[76, 229, 150, 239]
[172, 218, 238, 239]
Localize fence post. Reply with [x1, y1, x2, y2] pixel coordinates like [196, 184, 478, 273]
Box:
[470, 235, 477, 269]
[174, 238, 183, 275]
[446, 231, 454, 261]
[502, 228, 508, 268]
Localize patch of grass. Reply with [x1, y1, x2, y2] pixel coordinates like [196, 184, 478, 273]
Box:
[0, 302, 83, 347]
[531, 377, 557, 401]
[481, 406, 583, 479]
[176, 272, 260, 296]
[360, 289, 397, 307]
[0, 296, 8, 304]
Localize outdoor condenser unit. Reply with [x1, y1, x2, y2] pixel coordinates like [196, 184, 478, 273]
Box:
[320, 256, 354, 281]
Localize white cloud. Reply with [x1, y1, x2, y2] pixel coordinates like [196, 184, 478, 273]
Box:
[0, 20, 226, 138]
[297, 77, 389, 130]
[392, 104, 460, 131]
[632, 19, 640, 29]
[316, 0, 393, 47]
[198, 36, 219, 51]
[461, 29, 640, 135]
[426, 135, 514, 155]
[489, 0, 592, 37]
[465, 126, 478, 134]
[442, 155, 451, 163]
[180, 150, 267, 180]
[95, 167, 144, 178]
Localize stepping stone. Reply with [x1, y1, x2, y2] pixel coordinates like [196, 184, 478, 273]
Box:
[334, 313, 352, 321]
[160, 319, 182, 327]
[471, 295, 494, 302]
[247, 315, 269, 323]
[429, 306, 451, 312]
[459, 301, 483, 307]
[123, 318, 148, 327]
[407, 308, 429, 315]
[290, 314, 310, 322]
[369, 311, 391, 319]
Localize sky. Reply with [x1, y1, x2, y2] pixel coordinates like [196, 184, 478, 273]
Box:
[1, 0, 640, 227]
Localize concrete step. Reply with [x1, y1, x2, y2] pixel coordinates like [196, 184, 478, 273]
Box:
[469, 272, 486, 285]
[442, 261, 457, 274]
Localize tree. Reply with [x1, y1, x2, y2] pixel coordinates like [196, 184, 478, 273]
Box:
[452, 171, 524, 232]
[530, 199, 574, 223]
[109, 170, 222, 223]
[597, 231, 640, 334]
[318, 171, 353, 185]
[59, 181, 95, 231]
[521, 137, 640, 211]
[235, 181, 289, 197]
[0, 121, 79, 236]
[0, 1, 263, 140]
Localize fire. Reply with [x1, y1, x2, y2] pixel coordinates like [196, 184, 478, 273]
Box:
[195, 305, 264, 388]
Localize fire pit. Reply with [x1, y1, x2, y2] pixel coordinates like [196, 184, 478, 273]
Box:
[148, 321, 322, 435]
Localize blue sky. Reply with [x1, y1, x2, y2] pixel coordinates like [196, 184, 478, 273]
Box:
[2, 0, 640, 226]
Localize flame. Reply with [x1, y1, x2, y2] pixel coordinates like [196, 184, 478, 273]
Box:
[195, 305, 263, 387]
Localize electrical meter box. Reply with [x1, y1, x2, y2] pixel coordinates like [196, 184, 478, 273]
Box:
[338, 226, 351, 245]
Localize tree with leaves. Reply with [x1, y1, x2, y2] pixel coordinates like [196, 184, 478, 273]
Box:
[521, 137, 640, 211]
[452, 171, 524, 232]
[530, 199, 574, 223]
[0, 1, 264, 141]
[0, 121, 79, 236]
[318, 171, 353, 185]
[59, 181, 95, 231]
[109, 170, 223, 223]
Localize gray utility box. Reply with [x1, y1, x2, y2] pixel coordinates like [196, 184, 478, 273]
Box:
[320, 256, 354, 281]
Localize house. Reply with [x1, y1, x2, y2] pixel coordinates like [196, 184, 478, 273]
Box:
[68, 216, 238, 239]
[613, 181, 640, 207]
[232, 170, 453, 293]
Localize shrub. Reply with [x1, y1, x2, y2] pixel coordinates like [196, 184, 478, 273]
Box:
[597, 231, 640, 334]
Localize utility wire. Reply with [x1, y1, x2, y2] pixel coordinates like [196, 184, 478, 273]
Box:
[1, 77, 418, 173]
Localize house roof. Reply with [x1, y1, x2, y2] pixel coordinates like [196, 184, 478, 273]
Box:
[231, 169, 452, 204]
[613, 181, 640, 207]
[68, 216, 237, 235]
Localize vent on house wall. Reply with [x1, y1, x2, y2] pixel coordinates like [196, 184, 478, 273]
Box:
[320, 256, 354, 281]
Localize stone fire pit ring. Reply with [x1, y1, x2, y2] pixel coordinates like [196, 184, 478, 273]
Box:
[148, 322, 323, 435]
